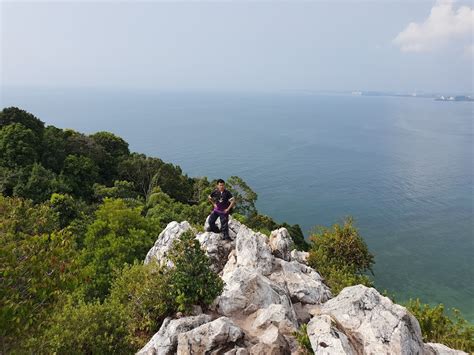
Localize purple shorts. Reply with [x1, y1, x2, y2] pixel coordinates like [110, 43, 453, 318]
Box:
[213, 208, 228, 215]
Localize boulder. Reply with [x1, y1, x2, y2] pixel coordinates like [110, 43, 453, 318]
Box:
[136, 314, 212, 355]
[424, 342, 468, 355]
[252, 303, 298, 333]
[253, 325, 290, 354]
[144, 221, 193, 267]
[214, 266, 296, 324]
[196, 231, 235, 273]
[269, 258, 332, 304]
[176, 316, 244, 354]
[268, 228, 293, 261]
[290, 249, 310, 265]
[234, 224, 273, 275]
[307, 314, 359, 355]
[316, 284, 425, 354]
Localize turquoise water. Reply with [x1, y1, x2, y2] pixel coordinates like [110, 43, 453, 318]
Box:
[1, 87, 473, 321]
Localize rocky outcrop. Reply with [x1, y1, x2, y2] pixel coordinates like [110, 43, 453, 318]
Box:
[269, 228, 293, 261]
[137, 314, 212, 355]
[144, 221, 193, 267]
[139, 216, 467, 355]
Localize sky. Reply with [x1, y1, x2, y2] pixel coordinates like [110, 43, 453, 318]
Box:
[1, 0, 473, 94]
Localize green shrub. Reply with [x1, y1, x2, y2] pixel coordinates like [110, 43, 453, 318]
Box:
[405, 299, 474, 352]
[307, 216, 374, 294]
[107, 261, 174, 349]
[167, 230, 224, 313]
[33, 294, 132, 355]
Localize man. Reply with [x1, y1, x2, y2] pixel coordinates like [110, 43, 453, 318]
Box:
[207, 179, 236, 240]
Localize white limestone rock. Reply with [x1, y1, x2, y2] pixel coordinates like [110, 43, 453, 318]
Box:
[290, 249, 310, 265]
[144, 221, 193, 267]
[424, 342, 468, 355]
[307, 314, 359, 355]
[176, 316, 244, 354]
[268, 227, 294, 261]
[215, 266, 296, 323]
[317, 284, 425, 354]
[136, 314, 212, 355]
[269, 258, 332, 304]
[234, 224, 273, 276]
[196, 231, 235, 273]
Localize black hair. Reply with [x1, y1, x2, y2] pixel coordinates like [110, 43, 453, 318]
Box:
[217, 179, 225, 184]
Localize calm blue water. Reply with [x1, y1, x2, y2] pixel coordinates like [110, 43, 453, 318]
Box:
[2, 87, 473, 321]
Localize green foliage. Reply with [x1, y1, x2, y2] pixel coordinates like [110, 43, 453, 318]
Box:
[0, 197, 80, 353]
[225, 175, 258, 216]
[12, 163, 58, 203]
[89, 131, 130, 159]
[146, 187, 210, 226]
[307, 216, 375, 294]
[167, 230, 224, 313]
[107, 262, 174, 349]
[293, 323, 314, 354]
[40, 125, 67, 172]
[93, 180, 141, 202]
[60, 154, 99, 199]
[0, 123, 39, 168]
[78, 198, 161, 301]
[33, 294, 132, 355]
[0, 106, 45, 136]
[405, 299, 474, 352]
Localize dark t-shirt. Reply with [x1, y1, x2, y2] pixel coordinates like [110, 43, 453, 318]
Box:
[209, 188, 234, 212]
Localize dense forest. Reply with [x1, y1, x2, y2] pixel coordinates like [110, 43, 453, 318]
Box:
[1, 107, 472, 354]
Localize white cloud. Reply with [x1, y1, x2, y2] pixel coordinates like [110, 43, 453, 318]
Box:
[393, 0, 473, 53]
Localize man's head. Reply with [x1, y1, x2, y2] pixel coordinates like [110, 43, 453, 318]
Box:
[216, 178, 225, 191]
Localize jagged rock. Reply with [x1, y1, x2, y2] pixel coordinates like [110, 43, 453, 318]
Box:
[235, 224, 273, 275]
[136, 314, 212, 355]
[269, 228, 293, 261]
[214, 266, 297, 323]
[424, 342, 468, 355]
[223, 348, 249, 355]
[252, 303, 297, 333]
[176, 316, 244, 354]
[292, 302, 311, 324]
[290, 249, 310, 265]
[269, 258, 332, 304]
[196, 231, 235, 273]
[144, 221, 193, 267]
[254, 325, 290, 354]
[307, 314, 359, 355]
[316, 284, 425, 354]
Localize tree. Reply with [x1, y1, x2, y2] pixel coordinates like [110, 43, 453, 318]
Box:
[118, 153, 165, 200]
[89, 131, 129, 159]
[78, 198, 160, 301]
[13, 163, 58, 203]
[0, 106, 45, 137]
[225, 175, 258, 217]
[60, 154, 99, 199]
[0, 197, 79, 354]
[0, 123, 39, 168]
[41, 125, 67, 173]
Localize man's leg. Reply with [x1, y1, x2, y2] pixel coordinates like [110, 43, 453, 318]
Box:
[207, 211, 220, 233]
[219, 213, 230, 240]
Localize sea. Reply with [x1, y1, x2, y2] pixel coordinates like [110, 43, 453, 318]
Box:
[1, 86, 473, 321]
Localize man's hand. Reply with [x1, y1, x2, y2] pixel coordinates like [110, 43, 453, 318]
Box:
[213, 203, 218, 209]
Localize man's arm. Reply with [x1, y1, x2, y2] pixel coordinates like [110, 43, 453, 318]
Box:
[224, 196, 236, 213]
[208, 191, 217, 208]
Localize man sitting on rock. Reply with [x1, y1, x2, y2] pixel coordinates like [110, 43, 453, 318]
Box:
[207, 179, 236, 240]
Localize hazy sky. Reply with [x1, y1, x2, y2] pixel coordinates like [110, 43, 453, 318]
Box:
[1, 0, 473, 93]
